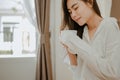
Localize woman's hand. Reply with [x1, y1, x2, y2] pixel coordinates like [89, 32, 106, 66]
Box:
[62, 43, 77, 66]
[67, 50, 78, 66]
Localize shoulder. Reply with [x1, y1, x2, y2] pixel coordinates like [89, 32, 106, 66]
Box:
[103, 17, 119, 30]
[101, 17, 120, 32]
[103, 17, 117, 22]
[102, 17, 120, 42]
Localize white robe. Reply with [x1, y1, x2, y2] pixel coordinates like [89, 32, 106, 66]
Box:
[60, 17, 120, 80]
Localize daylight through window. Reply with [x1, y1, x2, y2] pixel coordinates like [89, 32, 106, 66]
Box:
[0, 16, 36, 55]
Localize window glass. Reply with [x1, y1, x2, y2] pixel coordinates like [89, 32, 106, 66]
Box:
[0, 16, 36, 55]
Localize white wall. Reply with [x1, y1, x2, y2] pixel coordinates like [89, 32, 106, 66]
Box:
[50, 0, 73, 80]
[0, 56, 36, 80]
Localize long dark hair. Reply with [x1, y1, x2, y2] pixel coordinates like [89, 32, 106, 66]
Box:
[61, 0, 101, 38]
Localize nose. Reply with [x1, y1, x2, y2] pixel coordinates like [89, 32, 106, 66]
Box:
[71, 11, 77, 20]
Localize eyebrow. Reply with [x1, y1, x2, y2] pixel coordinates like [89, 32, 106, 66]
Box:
[68, 2, 78, 10]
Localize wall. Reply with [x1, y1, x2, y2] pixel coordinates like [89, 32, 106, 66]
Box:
[0, 56, 36, 80]
[111, 0, 120, 26]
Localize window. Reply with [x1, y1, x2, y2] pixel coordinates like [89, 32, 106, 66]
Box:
[3, 27, 13, 42]
[0, 16, 36, 56]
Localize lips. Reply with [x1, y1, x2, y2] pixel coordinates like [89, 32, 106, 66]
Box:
[75, 17, 81, 22]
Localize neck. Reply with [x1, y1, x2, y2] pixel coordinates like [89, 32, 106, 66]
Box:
[87, 13, 103, 31]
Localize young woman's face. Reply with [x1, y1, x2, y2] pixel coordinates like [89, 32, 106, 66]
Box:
[67, 0, 93, 26]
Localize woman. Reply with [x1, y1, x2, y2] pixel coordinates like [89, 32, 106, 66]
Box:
[60, 0, 120, 80]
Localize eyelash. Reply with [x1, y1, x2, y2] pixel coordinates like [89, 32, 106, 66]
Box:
[68, 6, 79, 14]
[74, 7, 78, 10]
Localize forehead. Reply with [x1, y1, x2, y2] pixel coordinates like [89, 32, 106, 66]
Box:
[67, 0, 79, 9]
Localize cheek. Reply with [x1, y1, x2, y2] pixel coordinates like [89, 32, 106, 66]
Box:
[77, 7, 87, 17]
[83, 9, 92, 20]
[81, 7, 91, 18]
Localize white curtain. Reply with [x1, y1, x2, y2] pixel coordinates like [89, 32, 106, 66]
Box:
[21, 0, 40, 54]
[0, 16, 1, 32]
[97, 0, 112, 18]
[22, 0, 37, 27]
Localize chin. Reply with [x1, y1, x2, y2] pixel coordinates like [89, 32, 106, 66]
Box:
[77, 20, 86, 26]
[78, 22, 86, 26]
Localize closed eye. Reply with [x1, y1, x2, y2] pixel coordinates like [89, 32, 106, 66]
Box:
[67, 2, 79, 14]
[68, 6, 79, 14]
[73, 4, 79, 11]
[74, 7, 78, 10]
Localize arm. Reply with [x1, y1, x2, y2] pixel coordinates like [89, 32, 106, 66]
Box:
[67, 48, 77, 66]
[60, 26, 120, 79]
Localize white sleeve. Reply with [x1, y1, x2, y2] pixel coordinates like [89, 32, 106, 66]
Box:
[60, 28, 120, 79]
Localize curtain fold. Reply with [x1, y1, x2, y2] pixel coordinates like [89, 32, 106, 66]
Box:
[35, 0, 52, 80]
[96, 0, 112, 18]
[22, 0, 37, 27]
